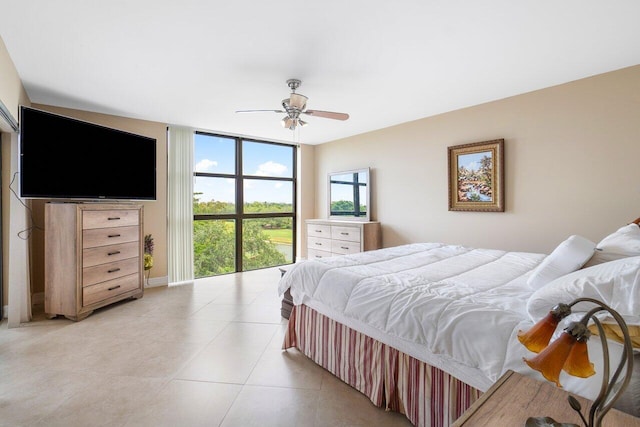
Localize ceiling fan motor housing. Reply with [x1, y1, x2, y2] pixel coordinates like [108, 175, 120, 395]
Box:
[286, 79, 302, 92]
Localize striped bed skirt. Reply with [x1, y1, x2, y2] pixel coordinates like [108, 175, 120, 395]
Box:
[283, 304, 482, 427]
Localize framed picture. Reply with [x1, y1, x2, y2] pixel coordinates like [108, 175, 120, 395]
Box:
[448, 139, 504, 212]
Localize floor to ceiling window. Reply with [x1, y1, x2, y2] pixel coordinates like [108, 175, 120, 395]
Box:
[193, 132, 296, 278]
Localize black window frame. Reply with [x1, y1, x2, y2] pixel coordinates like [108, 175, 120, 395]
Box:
[193, 131, 297, 274]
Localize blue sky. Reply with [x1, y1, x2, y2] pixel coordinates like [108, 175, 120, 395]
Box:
[458, 151, 491, 171]
[193, 134, 293, 203]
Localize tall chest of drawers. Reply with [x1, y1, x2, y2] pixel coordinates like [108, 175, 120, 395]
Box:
[45, 203, 144, 321]
[305, 219, 381, 259]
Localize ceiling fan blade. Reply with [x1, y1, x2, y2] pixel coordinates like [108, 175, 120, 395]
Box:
[303, 110, 349, 121]
[235, 109, 285, 114]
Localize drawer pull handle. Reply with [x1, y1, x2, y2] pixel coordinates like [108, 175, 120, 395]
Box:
[341, 232, 349, 235]
[107, 251, 121, 256]
[107, 268, 121, 273]
[341, 246, 349, 250]
[315, 229, 322, 232]
[108, 234, 121, 238]
[108, 217, 121, 221]
[108, 285, 121, 291]
[315, 242, 322, 246]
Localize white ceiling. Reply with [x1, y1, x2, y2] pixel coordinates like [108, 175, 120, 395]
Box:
[2, 1, 639, 145]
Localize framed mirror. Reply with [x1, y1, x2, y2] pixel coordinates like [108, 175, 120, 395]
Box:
[327, 167, 370, 221]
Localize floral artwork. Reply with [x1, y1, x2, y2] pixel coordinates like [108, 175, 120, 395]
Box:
[456, 151, 493, 202]
[448, 139, 504, 212]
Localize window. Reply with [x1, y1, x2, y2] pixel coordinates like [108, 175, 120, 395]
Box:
[193, 132, 296, 277]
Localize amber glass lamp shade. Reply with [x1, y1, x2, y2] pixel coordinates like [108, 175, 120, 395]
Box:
[518, 304, 570, 353]
[563, 339, 595, 378]
[518, 312, 562, 353]
[524, 331, 577, 387]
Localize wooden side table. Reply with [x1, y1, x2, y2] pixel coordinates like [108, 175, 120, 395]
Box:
[453, 370, 640, 426]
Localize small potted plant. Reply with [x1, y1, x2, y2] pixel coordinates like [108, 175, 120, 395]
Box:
[144, 234, 154, 286]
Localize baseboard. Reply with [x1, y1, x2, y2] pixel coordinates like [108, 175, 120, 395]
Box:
[2, 305, 7, 319]
[145, 275, 168, 288]
[169, 279, 196, 286]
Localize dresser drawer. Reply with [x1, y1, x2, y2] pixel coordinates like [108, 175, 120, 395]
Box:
[331, 239, 361, 255]
[308, 236, 332, 252]
[83, 241, 140, 268]
[307, 248, 333, 259]
[307, 224, 331, 238]
[331, 226, 361, 243]
[83, 209, 140, 230]
[305, 219, 380, 263]
[82, 257, 140, 287]
[83, 273, 140, 306]
[83, 225, 139, 248]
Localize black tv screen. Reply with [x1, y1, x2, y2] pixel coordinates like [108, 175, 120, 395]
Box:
[19, 106, 156, 200]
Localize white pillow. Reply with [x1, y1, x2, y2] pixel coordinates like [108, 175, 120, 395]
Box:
[527, 255, 640, 323]
[583, 223, 640, 268]
[526, 235, 596, 290]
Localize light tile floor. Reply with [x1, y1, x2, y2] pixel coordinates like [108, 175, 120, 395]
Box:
[0, 267, 412, 427]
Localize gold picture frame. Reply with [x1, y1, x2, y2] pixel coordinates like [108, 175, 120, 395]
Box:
[448, 139, 504, 212]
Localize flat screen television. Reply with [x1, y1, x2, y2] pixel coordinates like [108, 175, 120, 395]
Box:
[19, 106, 157, 200]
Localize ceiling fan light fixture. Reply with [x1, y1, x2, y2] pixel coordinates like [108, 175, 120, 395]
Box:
[289, 93, 308, 110]
[298, 119, 307, 127]
[281, 116, 295, 130]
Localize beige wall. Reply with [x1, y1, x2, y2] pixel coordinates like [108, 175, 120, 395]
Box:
[296, 143, 316, 260]
[28, 104, 168, 295]
[1, 35, 31, 310]
[1, 133, 12, 309]
[315, 65, 640, 255]
[0, 36, 29, 128]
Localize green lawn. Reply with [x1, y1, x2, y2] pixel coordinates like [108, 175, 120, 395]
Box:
[263, 228, 292, 244]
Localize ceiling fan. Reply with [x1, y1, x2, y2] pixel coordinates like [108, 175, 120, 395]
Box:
[236, 79, 349, 130]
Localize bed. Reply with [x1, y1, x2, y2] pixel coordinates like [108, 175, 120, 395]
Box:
[278, 221, 640, 426]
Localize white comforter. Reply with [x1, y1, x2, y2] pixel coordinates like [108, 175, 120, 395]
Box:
[278, 242, 618, 399]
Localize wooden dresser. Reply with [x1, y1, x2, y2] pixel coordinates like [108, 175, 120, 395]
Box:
[45, 203, 144, 321]
[305, 219, 381, 259]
